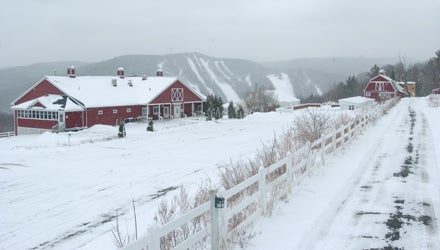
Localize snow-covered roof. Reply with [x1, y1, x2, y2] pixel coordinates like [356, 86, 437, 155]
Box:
[339, 96, 375, 104]
[45, 76, 182, 108]
[11, 94, 84, 111]
[370, 74, 406, 94]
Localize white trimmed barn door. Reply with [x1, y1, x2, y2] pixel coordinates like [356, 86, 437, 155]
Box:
[173, 104, 181, 118]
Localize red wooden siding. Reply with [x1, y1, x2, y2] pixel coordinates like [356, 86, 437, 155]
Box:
[150, 80, 203, 104]
[14, 79, 64, 105]
[85, 105, 143, 127]
[17, 118, 57, 129]
[65, 111, 84, 129]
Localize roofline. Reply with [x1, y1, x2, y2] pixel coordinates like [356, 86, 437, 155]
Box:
[147, 78, 206, 103]
[10, 76, 47, 106]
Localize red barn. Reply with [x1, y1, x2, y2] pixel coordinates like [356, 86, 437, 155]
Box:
[11, 66, 205, 135]
[432, 88, 440, 94]
[363, 70, 407, 101]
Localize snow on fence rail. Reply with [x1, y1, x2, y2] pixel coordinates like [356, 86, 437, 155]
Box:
[0, 131, 14, 138]
[124, 98, 397, 250]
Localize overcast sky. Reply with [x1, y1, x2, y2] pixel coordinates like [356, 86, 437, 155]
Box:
[0, 0, 439, 68]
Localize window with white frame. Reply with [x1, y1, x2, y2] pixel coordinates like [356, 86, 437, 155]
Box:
[126, 108, 131, 113]
[375, 82, 385, 91]
[153, 106, 160, 114]
[365, 91, 371, 97]
[19, 110, 57, 120]
[113, 109, 118, 114]
[98, 110, 103, 115]
[171, 88, 184, 102]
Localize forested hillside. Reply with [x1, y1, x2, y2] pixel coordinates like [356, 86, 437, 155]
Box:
[302, 50, 440, 103]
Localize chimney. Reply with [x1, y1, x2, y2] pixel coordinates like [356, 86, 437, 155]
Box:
[67, 65, 76, 78]
[117, 67, 125, 79]
[111, 79, 117, 87]
[128, 79, 133, 87]
[379, 69, 386, 75]
[156, 68, 163, 77]
[142, 75, 147, 80]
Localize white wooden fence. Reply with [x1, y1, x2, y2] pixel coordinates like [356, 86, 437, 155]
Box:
[0, 131, 14, 138]
[124, 98, 396, 250]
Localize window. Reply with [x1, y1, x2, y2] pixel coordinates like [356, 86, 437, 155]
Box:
[171, 88, 184, 102]
[126, 108, 131, 113]
[349, 105, 355, 110]
[98, 110, 103, 115]
[375, 82, 384, 91]
[153, 106, 160, 114]
[365, 91, 371, 97]
[142, 107, 148, 115]
[113, 109, 118, 114]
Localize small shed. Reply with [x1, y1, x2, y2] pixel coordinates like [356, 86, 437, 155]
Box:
[338, 96, 375, 111]
[432, 88, 440, 95]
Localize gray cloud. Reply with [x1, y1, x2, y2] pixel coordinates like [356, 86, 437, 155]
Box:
[1, 0, 439, 67]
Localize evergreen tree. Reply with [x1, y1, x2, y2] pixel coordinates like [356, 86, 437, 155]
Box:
[369, 64, 380, 78]
[204, 94, 223, 120]
[227, 101, 236, 119]
[237, 105, 245, 119]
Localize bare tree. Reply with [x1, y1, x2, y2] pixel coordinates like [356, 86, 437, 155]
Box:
[245, 87, 278, 114]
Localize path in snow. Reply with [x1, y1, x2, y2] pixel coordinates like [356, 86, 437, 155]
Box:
[309, 98, 440, 249]
[249, 98, 440, 250]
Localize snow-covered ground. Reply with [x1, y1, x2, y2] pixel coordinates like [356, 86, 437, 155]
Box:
[0, 111, 299, 249]
[249, 97, 440, 249]
[1, 97, 438, 250]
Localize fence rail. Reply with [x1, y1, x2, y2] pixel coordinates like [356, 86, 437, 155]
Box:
[124, 98, 397, 250]
[0, 131, 14, 138]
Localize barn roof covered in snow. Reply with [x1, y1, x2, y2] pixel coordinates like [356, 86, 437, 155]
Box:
[11, 94, 84, 111]
[34, 76, 204, 108]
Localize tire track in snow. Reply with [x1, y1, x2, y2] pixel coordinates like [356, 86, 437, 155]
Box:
[308, 99, 439, 249]
[299, 99, 406, 249]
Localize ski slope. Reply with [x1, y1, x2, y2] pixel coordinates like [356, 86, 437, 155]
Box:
[249, 98, 440, 249]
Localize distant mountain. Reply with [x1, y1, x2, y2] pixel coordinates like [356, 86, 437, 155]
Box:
[0, 53, 350, 113]
[262, 57, 404, 76]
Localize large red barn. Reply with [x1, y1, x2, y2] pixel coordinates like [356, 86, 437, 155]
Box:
[363, 70, 407, 101]
[11, 66, 205, 135]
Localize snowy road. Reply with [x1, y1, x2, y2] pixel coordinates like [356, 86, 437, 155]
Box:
[250, 98, 440, 249]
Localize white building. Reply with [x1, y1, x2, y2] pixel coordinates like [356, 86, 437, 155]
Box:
[338, 96, 375, 111]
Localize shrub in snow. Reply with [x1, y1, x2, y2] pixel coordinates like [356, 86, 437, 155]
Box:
[153, 183, 212, 249]
[294, 108, 331, 144]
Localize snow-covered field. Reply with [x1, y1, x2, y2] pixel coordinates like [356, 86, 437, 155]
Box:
[1, 97, 439, 250]
[0, 111, 300, 249]
[250, 97, 440, 249]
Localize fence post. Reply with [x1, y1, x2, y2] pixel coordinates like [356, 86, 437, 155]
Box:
[285, 152, 293, 192]
[217, 187, 227, 248]
[258, 166, 267, 216]
[332, 127, 337, 152]
[320, 135, 325, 166]
[340, 127, 345, 148]
[148, 224, 160, 250]
[210, 190, 219, 250]
[306, 141, 313, 176]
